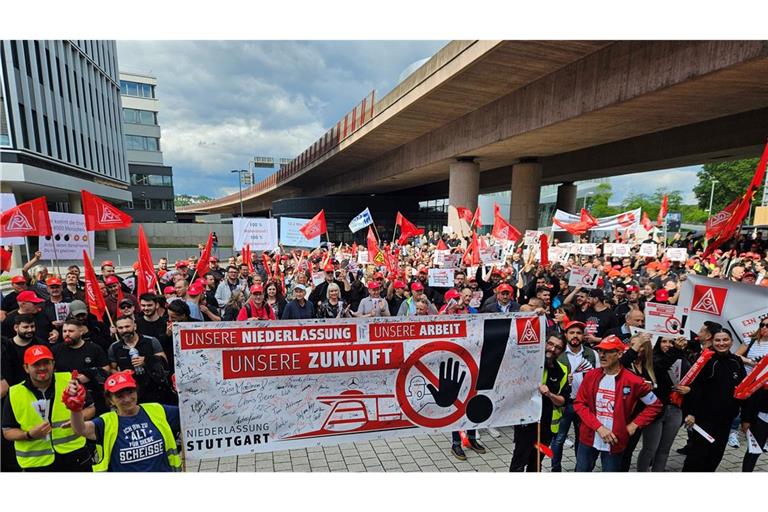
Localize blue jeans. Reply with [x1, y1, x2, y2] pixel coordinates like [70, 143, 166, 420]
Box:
[575, 442, 623, 472]
[550, 401, 579, 472]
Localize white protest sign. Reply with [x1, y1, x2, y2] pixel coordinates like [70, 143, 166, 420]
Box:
[645, 302, 686, 337]
[357, 250, 369, 264]
[678, 275, 768, 350]
[551, 208, 641, 232]
[442, 254, 461, 270]
[174, 313, 546, 458]
[665, 248, 688, 262]
[523, 230, 543, 246]
[280, 217, 321, 248]
[568, 266, 600, 289]
[548, 246, 564, 264]
[479, 247, 500, 266]
[639, 243, 657, 257]
[39, 212, 94, 259]
[233, 218, 278, 251]
[0, 193, 25, 246]
[469, 290, 483, 308]
[728, 307, 768, 345]
[603, 243, 616, 255]
[311, 271, 325, 287]
[442, 225, 453, 234]
[612, 244, 631, 257]
[54, 303, 70, 323]
[428, 268, 454, 288]
[433, 249, 449, 266]
[576, 243, 597, 256]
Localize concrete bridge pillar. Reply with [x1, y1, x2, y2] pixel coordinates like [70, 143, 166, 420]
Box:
[554, 182, 578, 242]
[448, 158, 479, 237]
[509, 158, 542, 232]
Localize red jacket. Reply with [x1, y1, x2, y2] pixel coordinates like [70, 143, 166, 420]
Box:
[236, 301, 276, 321]
[574, 366, 662, 454]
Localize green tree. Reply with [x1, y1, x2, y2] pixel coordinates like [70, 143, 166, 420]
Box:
[693, 158, 764, 213]
[621, 189, 683, 219]
[585, 182, 618, 217]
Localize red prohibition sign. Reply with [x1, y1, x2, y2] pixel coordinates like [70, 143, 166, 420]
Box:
[395, 341, 478, 429]
[665, 316, 681, 333]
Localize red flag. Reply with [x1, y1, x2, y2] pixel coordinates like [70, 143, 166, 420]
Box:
[456, 206, 473, 224]
[137, 226, 157, 296]
[299, 210, 327, 240]
[396, 212, 424, 245]
[462, 233, 480, 266]
[196, 232, 214, 279]
[705, 197, 740, 240]
[657, 195, 668, 227]
[80, 190, 132, 231]
[83, 250, 107, 321]
[534, 442, 553, 459]
[0, 197, 52, 237]
[640, 211, 654, 232]
[436, 239, 448, 251]
[0, 247, 11, 272]
[702, 141, 768, 257]
[367, 226, 385, 265]
[552, 209, 598, 236]
[471, 206, 481, 229]
[580, 209, 599, 227]
[491, 207, 521, 242]
[479, 236, 488, 249]
[540, 234, 549, 266]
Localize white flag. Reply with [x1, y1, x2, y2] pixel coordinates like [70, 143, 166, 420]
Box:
[348, 208, 374, 233]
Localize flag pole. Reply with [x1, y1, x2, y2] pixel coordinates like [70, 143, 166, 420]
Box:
[536, 422, 542, 473]
[50, 237, 62, 276]
[371, 223, 382, 246]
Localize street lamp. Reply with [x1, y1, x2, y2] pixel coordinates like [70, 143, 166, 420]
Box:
[231, 169, 247, 217]
[708, 179, 718, 216]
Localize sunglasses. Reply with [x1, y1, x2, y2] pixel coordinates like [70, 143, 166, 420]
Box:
[761, 323, 768, 328]
[120, 304, 134, 309]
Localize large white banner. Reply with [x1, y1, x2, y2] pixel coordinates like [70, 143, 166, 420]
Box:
[280, 217, 321, 248]
[232, 218, 278, 251]
[0, 193, 25, 246]
[174, 314, 546, 459]
[678, 275, 768, 348]
[551, 208, 641, 232]
[38, 212, 94, 260]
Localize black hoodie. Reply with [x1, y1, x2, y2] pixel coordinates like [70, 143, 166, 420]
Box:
[685, 351, 746, 423]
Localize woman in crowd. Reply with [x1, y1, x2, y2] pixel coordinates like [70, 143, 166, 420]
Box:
[237, 284, 275, 321]
[265, 281, 287, 320]
[636, 335, 690, 471]
[317, 282, 349, 318]
[222, 289, 245, 321]
[619, 334, 657, 471]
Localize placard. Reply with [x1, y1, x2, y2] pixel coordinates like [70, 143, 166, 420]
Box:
[442, 225, 453, 234]
[433, 249, 450, 266]
[54, 302, 70, 322]
[357, 250, 369, 264]
[39, 212, 94, 260]
[612, 244, 631, 257]
[174, 314, 545, 459]
[233, 218, 278, 251]
[311, 271, 326, 287]
[665, 248, 687, 262]
[645, 302, 686, 337]
[728, 307, 768, 345]
[568, 266, 599, 289]
[442, 254, 461, 270]
[523, 230, 543, 246]
[479, 247, 501, 266]
[428, 268, 454, 288]
[279, 217, 321, 248]
[576, 243, 597, 256]
[639, 243, 657, 257]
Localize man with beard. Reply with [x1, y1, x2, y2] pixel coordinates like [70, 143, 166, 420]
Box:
[52, 319, 110, 414]
[2, 315, 45, 386]
[136, 293, 168, 342]
[108, 316, 170, 404]
[2, 291, 59, 344]
[2, 345, 94, 471]
[509, 333, 570, 471]
[1, 275, 28, 316]
[42, 276, 72, 335]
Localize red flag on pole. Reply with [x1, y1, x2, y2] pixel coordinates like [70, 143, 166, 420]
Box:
[299, 210, 327, 240]
[491, 206, 522, 242]
[657, 194, 668, 227]
[137, 226, 157, 296]
[83, 250, 107, 321]
[395, 212, 404, 227]
[367, 226, 386, 265]
[471, 206, 481, 229]
[396, 212, 424, 245]
[463, 233, 480, 266]
[456, 207, 473, 224]
[705, 196, 739, 240]
[0, 197, 52, 237]
[0, 247, 12, 272]
[540, 234, 549, 266]
[640, 211, 654, 232]
[196, 232, 214, 279]
[80, 190, 132, 231]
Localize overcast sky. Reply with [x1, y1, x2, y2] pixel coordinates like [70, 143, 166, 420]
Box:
[116, 41, 700, 204]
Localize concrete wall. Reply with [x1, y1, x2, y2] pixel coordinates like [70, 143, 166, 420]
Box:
[108, 223, 234, 246]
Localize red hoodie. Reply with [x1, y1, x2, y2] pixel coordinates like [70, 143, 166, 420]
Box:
[574, 366, 662, 454]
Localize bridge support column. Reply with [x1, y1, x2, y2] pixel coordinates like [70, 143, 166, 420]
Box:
[554, 182, 577, 241]
[509, 159, 542, 233]
[448, 158, 479, 237]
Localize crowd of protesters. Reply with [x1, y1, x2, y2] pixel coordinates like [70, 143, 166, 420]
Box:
[1, 225, 767, 472]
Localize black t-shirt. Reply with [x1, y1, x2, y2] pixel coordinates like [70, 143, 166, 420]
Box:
[1, 310, 55, 344]
[136, 314, 169, 342]
[1, 290, 20, 313]
[0, 336, 44, 386]
[582, 306, 619, 338]
[52, 341, 110, 414]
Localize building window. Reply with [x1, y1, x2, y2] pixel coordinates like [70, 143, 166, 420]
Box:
[120, 80, 154, 98]
[131, 173, 172, 187]
[125, 135, 159, 152]
[122, 108, 157, 126]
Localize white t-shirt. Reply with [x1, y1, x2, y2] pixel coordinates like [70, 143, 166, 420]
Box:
[565, 345, 593, 399]
[593, 374, 617, 452]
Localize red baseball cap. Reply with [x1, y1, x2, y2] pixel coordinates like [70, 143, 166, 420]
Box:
[104, 370, 137, 393]
[444, 289, 461, 301]
[24, 345, 54, 365]
[250, 283, 264, 294]
[411, 281, 424, 291]
[655, 289, 669, 302]
[564, 320, 586, 332]
[175, 260, 189, 268]
[418, 267, 428, 274]
[11, 275, 26, 284]
[323, 263, 335, 272]
[595, 335, 626, 352]
[393, 280, 407, 290]
[626, 284, 640, 293]
[495, 283, 513, 293]
[104, 276, 120, 286]
[101, 260, 114, 267]
[17, 291, 44, 304]
[373, 272, 384, 279]
[188, 284, 204, 296]
[45, 276, 62, 286]
[163, 286, 175, 295]
[367, 281, 381, 290]
[209, 256, 218, 262]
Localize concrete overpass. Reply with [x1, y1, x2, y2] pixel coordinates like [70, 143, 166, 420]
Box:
[180, 40, 768, 232]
